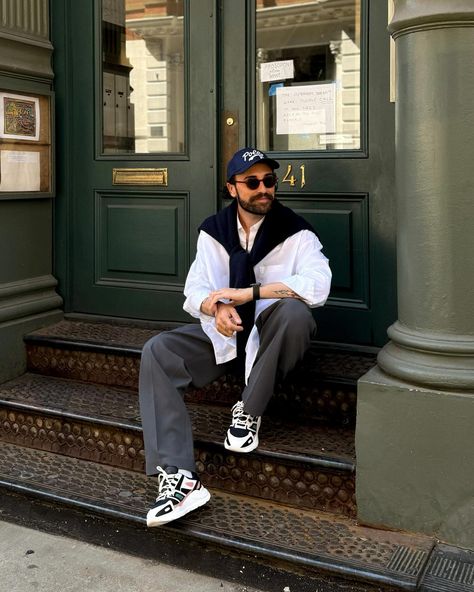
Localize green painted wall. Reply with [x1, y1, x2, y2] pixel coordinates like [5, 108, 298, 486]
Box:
[356, 367, 474, 549]
[0, 0, 63, 383]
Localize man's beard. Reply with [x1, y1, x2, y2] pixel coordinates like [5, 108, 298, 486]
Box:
[236, 192, 274, 216]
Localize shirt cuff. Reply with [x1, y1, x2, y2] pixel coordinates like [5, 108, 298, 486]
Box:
[280, 275, 317, 305]
[183, 290, 212, 319]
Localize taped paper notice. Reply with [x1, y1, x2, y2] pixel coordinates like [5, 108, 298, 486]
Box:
[260, 60, 294, 83]
[0, 93, 40, 141]
[269, 83, 284, 96]
[276, 84, 336, 135]
[0, 150, 41, 191]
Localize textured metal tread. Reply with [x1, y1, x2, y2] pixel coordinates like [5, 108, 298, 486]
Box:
[420, 545, 474, 592]
[0, 373, 355, 470]
[25, 319, 377, 382]
[0, 441, 433, 588]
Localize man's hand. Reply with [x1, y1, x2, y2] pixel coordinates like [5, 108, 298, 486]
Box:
[200, 289, 250, 336]
[206, 287, 253, 308]
[214, 302, 244, 337]
[200, 296, 219, 317]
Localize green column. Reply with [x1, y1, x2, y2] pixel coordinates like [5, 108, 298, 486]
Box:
[356, 0, 474, 549]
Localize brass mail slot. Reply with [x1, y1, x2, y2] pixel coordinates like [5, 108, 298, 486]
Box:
[112, 168, 168, 186]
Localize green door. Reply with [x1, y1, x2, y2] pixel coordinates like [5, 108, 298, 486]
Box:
[221, 0, 395, 346]
[53, 0, 395, 346]
[54, 0, 217, 321]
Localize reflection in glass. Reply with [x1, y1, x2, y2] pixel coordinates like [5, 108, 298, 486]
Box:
[256, 0, 361, 151]
[101, 0, 185, 154]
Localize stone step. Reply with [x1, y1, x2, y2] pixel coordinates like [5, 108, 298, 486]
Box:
[0, 440, 435, 591]
[0, 373, 356, 516]
[25, 318, 378, 424]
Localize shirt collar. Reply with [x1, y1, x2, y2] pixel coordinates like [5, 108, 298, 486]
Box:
[237, 214, 264, 251]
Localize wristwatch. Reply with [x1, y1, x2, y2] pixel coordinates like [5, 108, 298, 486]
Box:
[251, 282, 261, 300]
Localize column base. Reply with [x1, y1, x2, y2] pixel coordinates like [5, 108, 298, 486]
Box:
[377, 322, 474, 391]
[356, 365, 474, 550]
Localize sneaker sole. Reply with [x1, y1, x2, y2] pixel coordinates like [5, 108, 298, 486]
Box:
[224, 436, 259, 453]
[146, 488, 211, 527]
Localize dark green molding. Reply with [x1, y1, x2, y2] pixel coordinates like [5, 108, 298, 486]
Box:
[0, 0, 49, 41]
[389, 0, 474, 37]
[0, 36, 53, 79]
[379, 324, 474, 391]
[0, 0, 52, 79]
[0, 276, 62, 324]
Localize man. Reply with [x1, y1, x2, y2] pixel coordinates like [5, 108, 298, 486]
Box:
[139, 147, 332, 527]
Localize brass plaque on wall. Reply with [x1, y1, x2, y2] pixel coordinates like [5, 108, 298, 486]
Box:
[112, 168, 168, 186]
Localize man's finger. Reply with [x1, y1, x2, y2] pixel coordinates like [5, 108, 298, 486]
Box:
[229, 310, 242, 325]
[207, 293, 222, 307]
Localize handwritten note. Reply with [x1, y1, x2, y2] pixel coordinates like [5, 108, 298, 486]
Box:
[276, 84, 336, 135]
[260, 60, 294, 83]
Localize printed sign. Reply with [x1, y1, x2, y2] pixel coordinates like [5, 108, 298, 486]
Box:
[0, 150, 40, 191]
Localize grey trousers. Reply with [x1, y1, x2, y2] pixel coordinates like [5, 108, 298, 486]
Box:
[139, 299, 316, 474]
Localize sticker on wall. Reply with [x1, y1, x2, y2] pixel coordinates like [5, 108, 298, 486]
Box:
[260, 60, 294, 83]
[0, 93, 40, 141]
[276, 83, 336, 135]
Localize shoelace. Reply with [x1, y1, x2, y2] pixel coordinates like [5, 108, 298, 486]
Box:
[231, 401, 259, 432]
[155, 467, 180, 501]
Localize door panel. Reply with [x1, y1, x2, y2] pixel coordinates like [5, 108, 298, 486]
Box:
[95, 191, 188, 285]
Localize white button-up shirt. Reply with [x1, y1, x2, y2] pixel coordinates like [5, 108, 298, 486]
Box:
[183, 217, 332, 382]
[237, 216, 264, 252]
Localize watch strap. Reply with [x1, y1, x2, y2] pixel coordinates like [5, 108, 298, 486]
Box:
[251, 283, 261, 300]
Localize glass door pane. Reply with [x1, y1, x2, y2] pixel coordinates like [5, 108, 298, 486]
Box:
[101, 0, 185, 154]
[256, 0, 361, 151]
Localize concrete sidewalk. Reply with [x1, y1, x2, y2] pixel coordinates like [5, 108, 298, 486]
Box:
[0, 520, 270, 592]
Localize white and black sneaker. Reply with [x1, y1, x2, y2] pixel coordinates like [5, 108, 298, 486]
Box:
[146, 466, 211, 527]
[224, 400, 261, 453]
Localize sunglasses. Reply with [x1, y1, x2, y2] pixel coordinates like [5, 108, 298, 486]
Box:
[234, 174, 278, 190]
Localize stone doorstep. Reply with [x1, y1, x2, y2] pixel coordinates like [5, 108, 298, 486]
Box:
[24, 318, 374, 423]
[0, 373, 356, 516]
[0, 440, 435, 591]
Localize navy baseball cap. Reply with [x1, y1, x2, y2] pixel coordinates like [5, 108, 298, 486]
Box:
[226, 147, 280, 180]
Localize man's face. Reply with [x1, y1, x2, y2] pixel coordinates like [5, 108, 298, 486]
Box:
[227, 162, 276, 216]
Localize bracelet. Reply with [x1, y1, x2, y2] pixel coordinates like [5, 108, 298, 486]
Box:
[251, 283, 261, 300]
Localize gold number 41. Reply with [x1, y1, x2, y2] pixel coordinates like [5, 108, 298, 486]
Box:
[282, 164, 306, 189]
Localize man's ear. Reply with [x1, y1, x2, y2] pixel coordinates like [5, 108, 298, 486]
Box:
[226, 182, 237, 198]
